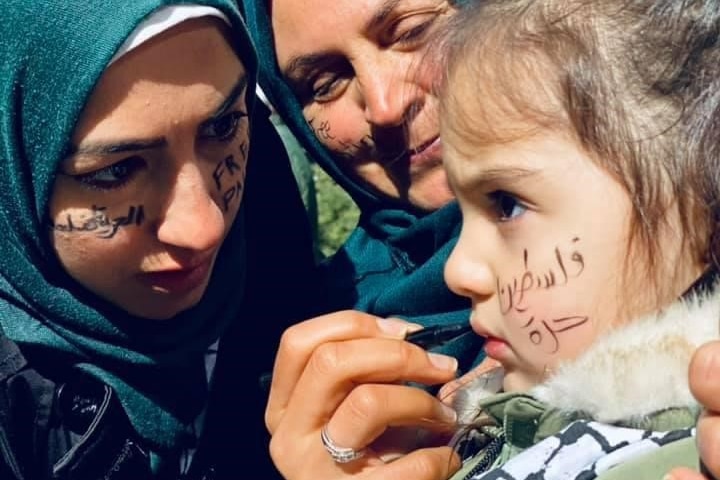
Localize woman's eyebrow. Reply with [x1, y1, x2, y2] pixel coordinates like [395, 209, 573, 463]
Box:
[210, 75, 248, 120]
[69, 76, 248, 157]
[283, 53, 326, 82]
[70, 138, 167, 156]
[282, 0, 403, 79]
[366, 0, 404, 32]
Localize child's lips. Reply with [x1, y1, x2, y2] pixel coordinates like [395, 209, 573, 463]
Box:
[483, 336, 510, 360]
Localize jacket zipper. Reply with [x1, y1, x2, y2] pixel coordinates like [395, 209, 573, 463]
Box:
[461, 432, 506, 480]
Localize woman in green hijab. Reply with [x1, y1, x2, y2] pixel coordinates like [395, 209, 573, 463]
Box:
[240, 0, 482, 365]
[238, 0, 486, 478]
[0, 1, 317, 478]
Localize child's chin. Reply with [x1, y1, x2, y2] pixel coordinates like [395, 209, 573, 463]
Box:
[502, 370, 540, 393]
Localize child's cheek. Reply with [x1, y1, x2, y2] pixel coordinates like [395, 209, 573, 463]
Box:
[505, 289, 592, 360]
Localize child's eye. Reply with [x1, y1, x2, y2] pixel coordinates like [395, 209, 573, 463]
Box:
[488, 190, 527, 221]
[73, 156, 145, 190]
[199, 111, 247, 142]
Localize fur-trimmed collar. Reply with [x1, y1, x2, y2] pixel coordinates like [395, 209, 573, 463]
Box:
[455, 287, 720, 424]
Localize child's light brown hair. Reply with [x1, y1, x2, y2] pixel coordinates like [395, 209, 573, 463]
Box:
[437, 0, 720, 303]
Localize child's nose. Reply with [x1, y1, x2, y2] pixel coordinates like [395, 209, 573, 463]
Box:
[444, 234, 496, 301]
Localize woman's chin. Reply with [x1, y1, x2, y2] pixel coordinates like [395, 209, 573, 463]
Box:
[119, 293, 204, 321]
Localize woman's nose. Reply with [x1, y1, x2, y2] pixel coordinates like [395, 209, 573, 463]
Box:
[156, 163, 225, 252]
[444, 232, 496, 301]
[359, 59, 423, 128]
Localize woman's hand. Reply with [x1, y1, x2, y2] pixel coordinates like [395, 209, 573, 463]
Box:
[266, 310, 462, 479]
[667, 340, 720, 480]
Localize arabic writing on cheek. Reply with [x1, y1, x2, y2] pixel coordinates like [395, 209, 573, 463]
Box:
[50, 205, 145, 239]
[498, 237, 586, 313]
[497, 237, 589, 354]
[308, 117, 335, 142]
[521, 315, 589, 354]
[308, 117, 370, 156]
[212, 142, 247, 213]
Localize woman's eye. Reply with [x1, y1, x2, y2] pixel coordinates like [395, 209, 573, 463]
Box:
[200, 111, 247, 142]
[74, 156, 145, 190]
[393, 17, 436, 45]
[388, 7, 446, 47]
[312, 75, 345, 102]
[488, 191, 527, 221]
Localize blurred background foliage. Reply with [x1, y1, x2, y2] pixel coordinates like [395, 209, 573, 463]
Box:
[313, 164, 360, 258]
[270, 113, 360, 259]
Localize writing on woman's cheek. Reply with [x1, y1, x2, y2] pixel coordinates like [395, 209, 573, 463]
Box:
[307, 116, 372, 156]
[50, 204, 145, 239]
[308, 117, 335, 142]
[499, 237, 589, 354]
[212, 137, 248, 213]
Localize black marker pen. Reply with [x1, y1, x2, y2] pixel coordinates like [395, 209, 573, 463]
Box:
[404, 323, 473, 349]
[258, 324, 474, 392]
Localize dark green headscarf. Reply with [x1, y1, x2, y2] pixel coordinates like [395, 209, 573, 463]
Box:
[0, 0, 256, 454]
[240, 0, 484, 370]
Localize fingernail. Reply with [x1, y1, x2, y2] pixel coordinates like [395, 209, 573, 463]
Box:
[428, 352, 458, 371]
[437, 402, 458, 423]
[662, 475, 674, 480]
[376, 318, 416, 337]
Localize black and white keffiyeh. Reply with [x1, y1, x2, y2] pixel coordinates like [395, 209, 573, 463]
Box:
[466, 420, 693, 480]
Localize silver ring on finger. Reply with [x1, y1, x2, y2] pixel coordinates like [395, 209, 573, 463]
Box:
[320, 424, 366, 464]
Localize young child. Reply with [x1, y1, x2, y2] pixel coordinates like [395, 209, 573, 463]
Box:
[439, 0, 720, 478]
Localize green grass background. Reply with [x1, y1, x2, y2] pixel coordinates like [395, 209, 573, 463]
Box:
[270, 114, 359, 258]
[313, 164, 360, 258]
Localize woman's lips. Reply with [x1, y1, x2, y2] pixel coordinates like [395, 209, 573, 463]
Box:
[410, 136, 441, 168]
[139, 257, 213, 294]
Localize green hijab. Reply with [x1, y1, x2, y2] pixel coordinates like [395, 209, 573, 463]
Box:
[240, 0, 484, 370]
[0, 0, 256, 453]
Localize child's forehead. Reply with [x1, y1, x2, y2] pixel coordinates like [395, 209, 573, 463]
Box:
[441, 48, 566, 148]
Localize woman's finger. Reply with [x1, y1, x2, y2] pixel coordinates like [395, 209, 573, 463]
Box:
[325, 383, 458, 451]
[697, 411, 720, 479]
[281, 337, 458, 434]
[266, 311, 420, 432]
[270, 434, 459, 480]
[438, 357, 501, 404]
[689, 341, 720, 479]
[689, 341, 720, 411]
[667, 467, 708, 480]
[366, 446, 461, 480]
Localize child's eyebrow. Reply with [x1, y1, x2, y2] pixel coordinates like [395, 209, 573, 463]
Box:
[476, 167, 540, 183]
[456, 166, 542, 190]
